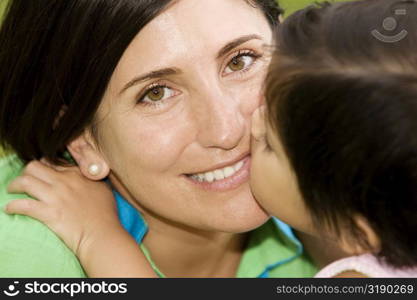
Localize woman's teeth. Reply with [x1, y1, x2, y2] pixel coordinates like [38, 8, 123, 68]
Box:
[189, 160, 244, 183]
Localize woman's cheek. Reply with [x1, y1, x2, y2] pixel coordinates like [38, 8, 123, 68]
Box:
[108, 113, 188, 174]
[231, 76, 265, 117]
[153, 115, 199, 169]
[134, 127, 188, 172]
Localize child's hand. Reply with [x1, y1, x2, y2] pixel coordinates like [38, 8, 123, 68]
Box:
[4, 160, 157, 278]
[4, 160, 121, 258]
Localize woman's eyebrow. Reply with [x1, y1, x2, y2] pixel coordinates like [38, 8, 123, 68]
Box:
[119, 68, 181, 95]
[216, 34, 262, 59]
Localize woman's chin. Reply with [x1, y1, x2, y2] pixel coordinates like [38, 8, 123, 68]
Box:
[207, 191, 271, 233]
[229, 213, 271, 233]
[216, 213, 270, 234]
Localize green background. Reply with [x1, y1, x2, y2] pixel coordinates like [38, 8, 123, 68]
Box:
[0, 0, 6, 23]
[281, 0, 328, 15]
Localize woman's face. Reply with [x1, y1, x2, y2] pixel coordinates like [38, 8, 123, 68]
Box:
[94, 0, 274, 232]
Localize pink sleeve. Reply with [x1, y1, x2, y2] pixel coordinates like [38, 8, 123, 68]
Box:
[314, 254, 417, 278]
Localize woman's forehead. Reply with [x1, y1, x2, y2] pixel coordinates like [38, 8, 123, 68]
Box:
[142, 0, 271, 50]
[110, 0, 272, 85]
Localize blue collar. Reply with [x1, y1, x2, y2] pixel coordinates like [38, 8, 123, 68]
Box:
[114, 190, 148, 244]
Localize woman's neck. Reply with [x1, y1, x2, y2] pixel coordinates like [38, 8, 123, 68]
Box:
[110, 176, 248, 277]
[143, 213, 248, 277]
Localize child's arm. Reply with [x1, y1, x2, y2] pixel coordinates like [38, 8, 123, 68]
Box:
[4, 160, 157, 278]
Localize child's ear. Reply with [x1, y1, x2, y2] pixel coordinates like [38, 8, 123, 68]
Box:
[338, 215, 381, 255]
[67, 131, 110, 181]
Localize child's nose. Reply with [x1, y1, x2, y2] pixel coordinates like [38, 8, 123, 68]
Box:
[251, 105, 267, 141]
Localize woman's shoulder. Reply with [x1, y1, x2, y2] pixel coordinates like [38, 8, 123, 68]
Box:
[0, 154, 85, 277]
[0, 154, 25, 206]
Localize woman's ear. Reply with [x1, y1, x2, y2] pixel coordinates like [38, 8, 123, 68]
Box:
[338, 215, 381, 256]
[67, 131, 110, 181]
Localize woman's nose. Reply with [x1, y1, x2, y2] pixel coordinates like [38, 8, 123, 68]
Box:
[251, 105, 267, 141]
[196, 92, 245, 150]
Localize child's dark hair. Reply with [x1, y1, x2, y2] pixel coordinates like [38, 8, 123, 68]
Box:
[266, 0, 417, 268]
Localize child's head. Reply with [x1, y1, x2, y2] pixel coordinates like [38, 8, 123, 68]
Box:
[251, 0, 417, 268]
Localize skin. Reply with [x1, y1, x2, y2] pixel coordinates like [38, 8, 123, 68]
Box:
[67, 0, 274, 277]
[6, 161, 157, 278]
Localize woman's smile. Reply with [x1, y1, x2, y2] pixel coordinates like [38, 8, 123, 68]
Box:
[184, 153, 251, 192]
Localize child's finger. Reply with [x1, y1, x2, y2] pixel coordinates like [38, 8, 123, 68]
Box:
[23, 160, 60, 184]
[7, 175, 52, 201]
[40, 158, 82, 175]
[4, 199, 49, 222]
[40, 158, 72, 172]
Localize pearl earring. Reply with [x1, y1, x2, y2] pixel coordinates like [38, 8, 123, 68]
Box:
[88, 164, 101, 176]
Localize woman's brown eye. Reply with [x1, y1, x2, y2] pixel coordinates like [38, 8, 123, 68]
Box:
[147, 86, 165, 102]
[138, 85, 177, 105]
[228, 56, 246, 71]
[224, 53, 257, 75]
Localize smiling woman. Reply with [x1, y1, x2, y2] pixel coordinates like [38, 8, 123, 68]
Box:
[0, 0, 317, 277]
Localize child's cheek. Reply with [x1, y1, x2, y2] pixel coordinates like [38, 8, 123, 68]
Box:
[249, 137, 271, 212]
[250, 109, 268, 190]
[250, 106, 267, 141]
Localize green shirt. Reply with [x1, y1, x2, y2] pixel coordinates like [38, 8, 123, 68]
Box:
[0, 155, 85, 277]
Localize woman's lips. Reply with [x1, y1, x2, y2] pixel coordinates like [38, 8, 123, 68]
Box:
[184, 155, 251, 192]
